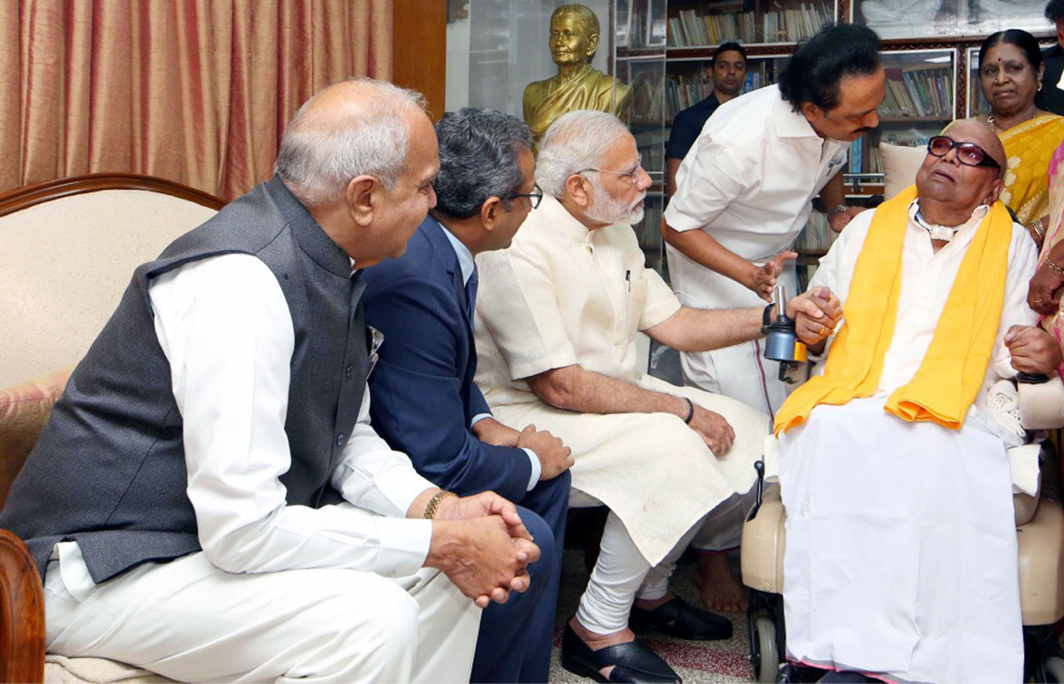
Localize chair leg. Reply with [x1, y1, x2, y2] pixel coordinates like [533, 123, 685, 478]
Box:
[0, 529, 44, 683]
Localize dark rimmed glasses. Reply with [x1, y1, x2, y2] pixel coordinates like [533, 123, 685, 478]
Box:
[926, 136, 1000, 170]
[508, 183, 543, 209]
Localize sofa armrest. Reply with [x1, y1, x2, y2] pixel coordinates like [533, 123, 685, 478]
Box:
[0, 529, 44, 682]
[0, 368, 70, 508]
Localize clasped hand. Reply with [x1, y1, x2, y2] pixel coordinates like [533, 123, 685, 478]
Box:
[787, 286, 843, 348]
[428, 491, 540, 608]
[1005, 325, 1062, 375]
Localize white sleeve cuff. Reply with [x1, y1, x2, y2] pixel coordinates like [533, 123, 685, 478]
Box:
[370, 517, 433, 576]
[469, 413, 492, 428]
[522, 448, 541, 491]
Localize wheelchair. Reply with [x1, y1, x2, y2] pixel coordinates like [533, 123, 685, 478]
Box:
[740, 376, 1064, 683]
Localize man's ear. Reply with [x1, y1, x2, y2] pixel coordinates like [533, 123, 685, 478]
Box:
[345, 175, 380, 227]
[564, 174, 591, 208]
[800, 101, 822, 124]
[985, 178, 1005, 206]
[480, 196, 503, 231]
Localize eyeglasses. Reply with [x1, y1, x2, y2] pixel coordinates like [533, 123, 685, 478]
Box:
[508, 184, 543, 209]
[577, 163, 646, 186]
[926, 136, 1001, 170]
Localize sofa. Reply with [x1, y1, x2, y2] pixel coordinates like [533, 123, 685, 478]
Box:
[0, 174, 224, 682]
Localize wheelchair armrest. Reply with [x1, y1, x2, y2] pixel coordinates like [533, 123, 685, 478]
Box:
[1018, 374, 1064, 430]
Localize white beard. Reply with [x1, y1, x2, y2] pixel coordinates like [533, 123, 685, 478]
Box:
[585, 182, 645, 225]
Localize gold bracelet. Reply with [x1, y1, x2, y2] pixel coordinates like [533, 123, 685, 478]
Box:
[1047, 259, 1064, 278]
[423, 490, 456, 519]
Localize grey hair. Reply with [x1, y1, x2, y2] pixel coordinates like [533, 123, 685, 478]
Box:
[275, 78, 427, 206]
[433, 108, 532, 219]
[535, 110, 631, 197]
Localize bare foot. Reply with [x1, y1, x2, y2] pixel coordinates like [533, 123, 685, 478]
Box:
[569, 616, 636, 680]
[696, 550, 748, 613]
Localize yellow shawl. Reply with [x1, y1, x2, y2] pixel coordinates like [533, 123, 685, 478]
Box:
[774, 185, 1012, 435]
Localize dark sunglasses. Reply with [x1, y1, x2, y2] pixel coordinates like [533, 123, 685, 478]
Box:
[926, 135, 1000, 170]
[508, 183, 543, 209]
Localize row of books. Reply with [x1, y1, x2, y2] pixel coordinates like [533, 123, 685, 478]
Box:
[880, 67, 953, 119]
[667, 3, 832, 47]
[794, 212, 835, 252]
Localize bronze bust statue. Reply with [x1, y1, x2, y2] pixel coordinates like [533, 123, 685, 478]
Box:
[523, 4, 632, 148]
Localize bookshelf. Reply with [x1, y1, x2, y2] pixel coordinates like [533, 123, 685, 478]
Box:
[666, 0, 835, 47]
[664, 54, 787, 119]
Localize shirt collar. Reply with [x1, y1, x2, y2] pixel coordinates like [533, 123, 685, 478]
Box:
[438, 222, 475, 284]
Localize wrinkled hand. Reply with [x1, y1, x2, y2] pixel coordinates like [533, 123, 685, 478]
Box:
[787, 286, 842, 347]
[687, 403, 735, 456]
[427, 515, 540, 608]
[472, 417, 521, 447]
[516, 424, 574, 481]
[749, 251, 798, 302]
[828, 206, 865, 233]
[1027, 262, 1064, 316]
[1006, 325, 1063, 375]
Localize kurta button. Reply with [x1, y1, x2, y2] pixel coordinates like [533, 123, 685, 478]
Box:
[336, 433, 345, 447]
[345, 365, 353, 378]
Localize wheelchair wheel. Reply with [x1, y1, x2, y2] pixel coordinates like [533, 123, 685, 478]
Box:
[1045, 656, 1064, 683]
[752, 615, 779, 683]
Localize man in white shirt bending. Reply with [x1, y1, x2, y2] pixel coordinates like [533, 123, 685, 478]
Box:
[0, 79, 538, 683]
[775, 118, 1061, 683]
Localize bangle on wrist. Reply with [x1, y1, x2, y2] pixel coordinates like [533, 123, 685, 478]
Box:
[681, 397, 695, 424]
[1047, 259, 1064, 278]
[424, 490, 456, 519]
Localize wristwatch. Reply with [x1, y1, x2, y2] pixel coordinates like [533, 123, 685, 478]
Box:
[825, 203, 849, 220]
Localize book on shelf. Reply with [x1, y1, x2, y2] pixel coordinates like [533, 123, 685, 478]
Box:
[795, 212, 835, 253]
[848, 139, 863, 174]
[762, 3, 832, 44]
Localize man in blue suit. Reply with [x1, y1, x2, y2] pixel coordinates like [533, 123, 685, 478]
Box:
[363, 108, 574, 683]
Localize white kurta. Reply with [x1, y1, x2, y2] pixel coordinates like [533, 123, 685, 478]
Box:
[663, 84, 850, 416]
[474, 195, 769, 566]
[780, 203, 1038, 683]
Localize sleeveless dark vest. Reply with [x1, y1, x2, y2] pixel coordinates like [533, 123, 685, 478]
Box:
[0, 177, 371, 582]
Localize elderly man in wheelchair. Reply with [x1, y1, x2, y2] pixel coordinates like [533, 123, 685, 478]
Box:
[745, 118, 1064, 684]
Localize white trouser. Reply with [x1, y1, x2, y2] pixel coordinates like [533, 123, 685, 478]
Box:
[575, 511, 703, 635]
[45, 542, 480, 683]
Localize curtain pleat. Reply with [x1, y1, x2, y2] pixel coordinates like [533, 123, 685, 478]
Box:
[1, 0, 395, 200]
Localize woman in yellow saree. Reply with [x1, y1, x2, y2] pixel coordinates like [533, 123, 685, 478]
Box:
[979, 29, 1064, 247]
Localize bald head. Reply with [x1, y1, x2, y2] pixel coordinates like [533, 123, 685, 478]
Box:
[941, 118, 1006, 176]
[276, 78, 428, 206]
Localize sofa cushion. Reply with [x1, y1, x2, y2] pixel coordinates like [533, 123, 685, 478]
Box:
[881, 142, 927, 202]
[0, 368, 70, 506]
[0, 189, 217, 387]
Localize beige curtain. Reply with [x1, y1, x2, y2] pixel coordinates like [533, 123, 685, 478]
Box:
[0, 0, 394, 200]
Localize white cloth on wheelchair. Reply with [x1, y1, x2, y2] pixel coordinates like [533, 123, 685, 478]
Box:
[779, 398, 1023, 683]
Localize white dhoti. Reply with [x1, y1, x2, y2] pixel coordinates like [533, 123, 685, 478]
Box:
[44, 538, 480, 683]
[491, 374, 768, 567]
[779, 398, 1023, 684]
